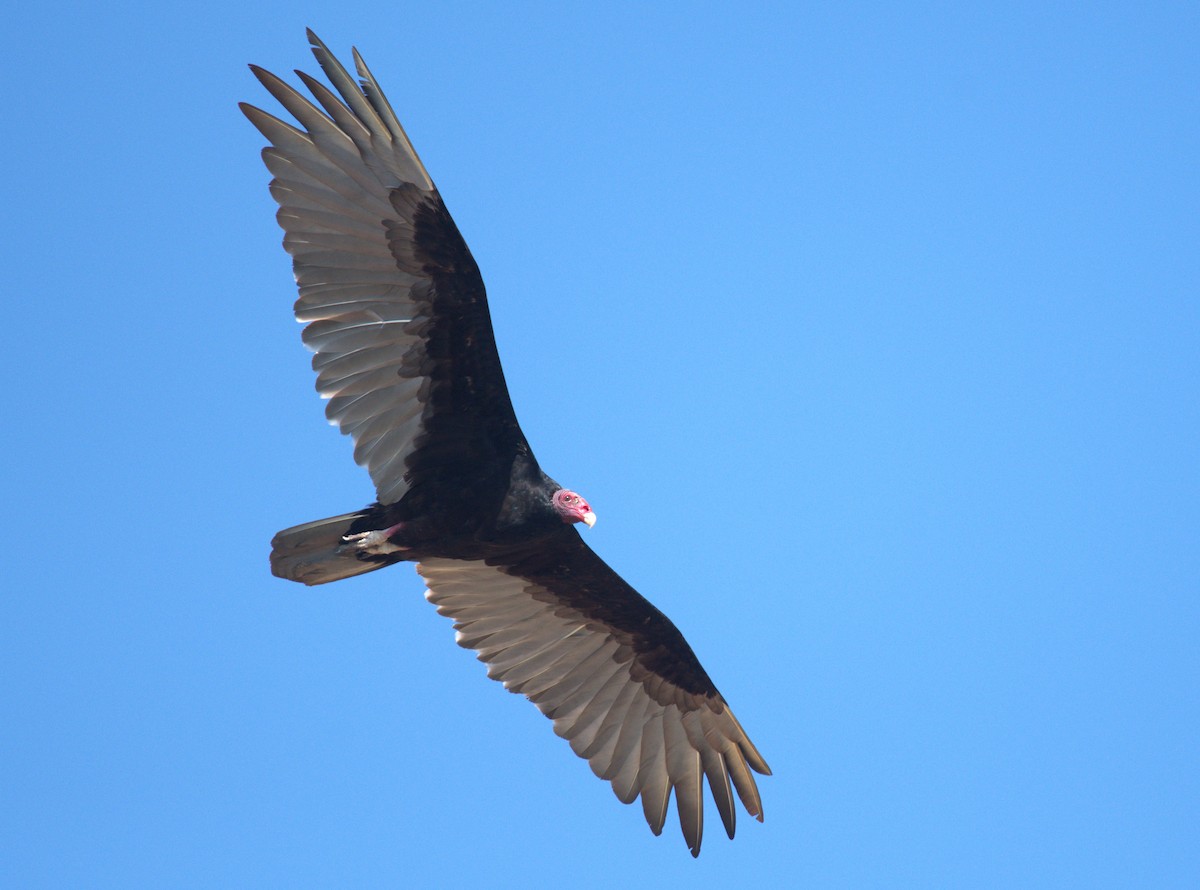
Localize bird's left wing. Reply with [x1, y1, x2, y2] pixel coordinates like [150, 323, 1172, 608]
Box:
[418, 538, 770, 857]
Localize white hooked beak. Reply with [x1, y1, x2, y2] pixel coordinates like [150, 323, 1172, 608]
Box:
[581, 511, 597, 528]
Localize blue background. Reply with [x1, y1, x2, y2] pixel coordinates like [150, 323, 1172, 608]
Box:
[4, 2, 1197, 886]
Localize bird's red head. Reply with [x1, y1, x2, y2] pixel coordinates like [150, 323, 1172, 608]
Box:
[553, 489, 596, 528]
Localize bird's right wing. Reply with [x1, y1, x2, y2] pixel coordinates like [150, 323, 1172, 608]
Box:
[242, 31, 521, 506]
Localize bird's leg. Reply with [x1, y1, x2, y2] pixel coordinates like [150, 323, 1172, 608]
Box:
[341, 521, 411, 556]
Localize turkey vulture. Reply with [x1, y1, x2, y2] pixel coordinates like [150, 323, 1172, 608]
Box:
[242, 30, 770, 856]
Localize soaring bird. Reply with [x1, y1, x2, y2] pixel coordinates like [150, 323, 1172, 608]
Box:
[242, 30, 770, 856]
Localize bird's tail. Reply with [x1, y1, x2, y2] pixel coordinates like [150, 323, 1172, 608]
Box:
[270, 510, 398, 586]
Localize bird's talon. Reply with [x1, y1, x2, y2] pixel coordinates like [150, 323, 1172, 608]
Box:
[342, 529, 407, 556]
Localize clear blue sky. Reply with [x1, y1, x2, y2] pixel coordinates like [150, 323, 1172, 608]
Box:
[4, 2, 1197, 887]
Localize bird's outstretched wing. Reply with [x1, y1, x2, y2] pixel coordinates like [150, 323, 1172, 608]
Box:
[419, 533, 771, 857]
[241, 30, 520, 506]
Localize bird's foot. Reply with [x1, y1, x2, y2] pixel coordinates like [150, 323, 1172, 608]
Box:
[341, 526, 410, 556]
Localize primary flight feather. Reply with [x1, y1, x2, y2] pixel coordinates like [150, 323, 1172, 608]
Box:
[243, 30, 770, 856]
